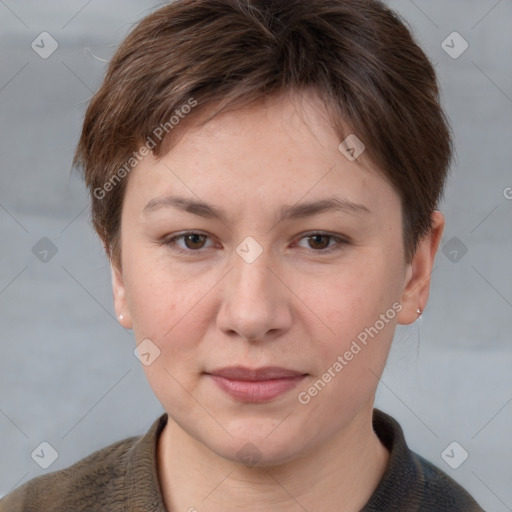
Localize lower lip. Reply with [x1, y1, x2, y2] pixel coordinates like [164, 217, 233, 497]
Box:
[208, 374, 306, 403]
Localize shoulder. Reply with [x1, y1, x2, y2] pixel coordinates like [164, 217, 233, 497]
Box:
[0, 435, 139, 512]
[411, 451, 486, 511]
[366, 409, 486, 512]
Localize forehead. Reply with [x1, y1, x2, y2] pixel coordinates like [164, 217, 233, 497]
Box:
[125, 90, 400, 219]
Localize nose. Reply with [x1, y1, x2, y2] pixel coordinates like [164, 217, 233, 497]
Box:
[216, 249, 293, 342]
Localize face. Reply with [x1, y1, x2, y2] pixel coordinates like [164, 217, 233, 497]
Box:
[112, 90, 439, 466]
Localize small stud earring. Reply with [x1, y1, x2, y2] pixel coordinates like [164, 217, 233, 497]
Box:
[416, 307, 422, 357]
[119, 313, 124, 321]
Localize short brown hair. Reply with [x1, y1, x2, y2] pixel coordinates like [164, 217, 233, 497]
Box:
[74, 0, 453, 267]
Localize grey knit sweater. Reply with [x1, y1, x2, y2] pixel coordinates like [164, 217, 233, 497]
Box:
[0, 409, 485, 511]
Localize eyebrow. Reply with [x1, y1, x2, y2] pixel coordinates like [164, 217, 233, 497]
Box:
[143, 195, 371, 224]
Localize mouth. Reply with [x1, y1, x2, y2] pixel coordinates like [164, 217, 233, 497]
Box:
[205, 366, 308, 403]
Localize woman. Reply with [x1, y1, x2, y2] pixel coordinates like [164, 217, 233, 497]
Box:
[0, 0, 486, 510]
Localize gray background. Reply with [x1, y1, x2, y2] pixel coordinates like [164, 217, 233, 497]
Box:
[0, 1, 511, 510]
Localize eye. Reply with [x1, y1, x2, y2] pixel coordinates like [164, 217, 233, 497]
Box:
[159, 231, 350, 256]
[162, 232, 215, 254]
[295, 232, 350, 253]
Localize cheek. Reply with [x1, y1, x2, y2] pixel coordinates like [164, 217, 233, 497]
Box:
[301, 258, 399, 338]
[291, 257, 403, 402]
[123, 252, 216, 355]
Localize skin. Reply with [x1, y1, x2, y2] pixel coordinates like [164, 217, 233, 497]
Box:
[111, 89, 444, 512]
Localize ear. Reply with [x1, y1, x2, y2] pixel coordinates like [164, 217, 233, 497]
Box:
[397, 210, 445, 325]
[111, 262, 133, 329]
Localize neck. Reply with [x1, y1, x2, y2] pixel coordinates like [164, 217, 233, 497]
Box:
[157, 404, 389, 512]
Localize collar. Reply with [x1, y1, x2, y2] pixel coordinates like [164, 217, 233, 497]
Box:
[123, 409, 419, 512]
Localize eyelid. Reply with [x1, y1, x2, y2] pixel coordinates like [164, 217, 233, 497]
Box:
[295, 230, 351, 244]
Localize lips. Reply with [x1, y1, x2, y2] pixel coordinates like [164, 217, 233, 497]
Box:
[205, 366, 307, 403]
[207, 366, 306, 381]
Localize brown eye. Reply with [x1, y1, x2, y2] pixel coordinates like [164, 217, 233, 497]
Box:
[295, 232, 350, 253]
[161, 232, 215, 254]
[183, 233, 207, 250]
[307, 234, 332, 250]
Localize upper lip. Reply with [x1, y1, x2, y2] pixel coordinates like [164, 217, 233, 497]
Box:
[206, 366, 307, 381]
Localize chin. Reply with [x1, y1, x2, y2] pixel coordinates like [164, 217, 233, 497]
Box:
[205, 421, 311, 468]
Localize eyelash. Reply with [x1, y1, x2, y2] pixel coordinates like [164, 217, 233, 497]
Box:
[160, 231, 351, 256]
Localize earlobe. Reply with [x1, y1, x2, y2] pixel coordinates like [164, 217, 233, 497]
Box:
[111, 262, 133, 329]
[397, 210, 445, 325]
